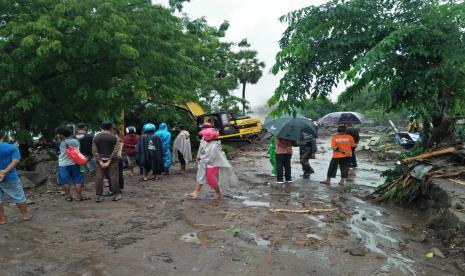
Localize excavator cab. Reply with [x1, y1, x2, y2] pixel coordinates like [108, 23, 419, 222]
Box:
[179, 102, 262, 140]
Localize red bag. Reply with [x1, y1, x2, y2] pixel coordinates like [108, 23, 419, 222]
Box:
[66, 145, 88, 165]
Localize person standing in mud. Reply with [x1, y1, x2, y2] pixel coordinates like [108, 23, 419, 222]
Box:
[123, 126, 140, 176]
[300, 134, 317, 179]
[188, 123, 212, 199]
[75, 123, 95, 173]
[275, 137, 294, 184]
[196, 128, 232, 200]
[320, 125, 355, 186]
[268, 136, 277, 176]
[137, 123, 164, 181]
[172, 125, 192, 174]
[0, 131, 32, 225]
[92, 121, 121, 202]
[56, 126, 87, 202]
[345, 123, 360, 168]
[156, 123, 172, 175]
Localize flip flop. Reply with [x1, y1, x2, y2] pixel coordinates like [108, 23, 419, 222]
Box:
[320, 181, 330, 185]
[23, 215, 33, 222]
[75, 196, 91, 201]
[65, 196, 73, 202]
[184, 193, 199, 200]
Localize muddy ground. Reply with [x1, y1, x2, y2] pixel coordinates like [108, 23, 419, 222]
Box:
[1, 135, 464, 276]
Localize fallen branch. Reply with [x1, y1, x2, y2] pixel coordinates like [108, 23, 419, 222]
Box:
[270, 208, 338, 214]
[402, 147, 457, 164]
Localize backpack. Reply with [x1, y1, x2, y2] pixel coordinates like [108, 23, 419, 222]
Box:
[65, 141, 88, 165]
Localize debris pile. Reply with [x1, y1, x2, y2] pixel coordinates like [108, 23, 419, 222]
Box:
[376, 146, 465, 203]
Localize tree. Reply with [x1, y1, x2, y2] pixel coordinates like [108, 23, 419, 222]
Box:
[271, 0, 465, 147]
[234, 39, 265, 116]
[0, 0, 202, 154]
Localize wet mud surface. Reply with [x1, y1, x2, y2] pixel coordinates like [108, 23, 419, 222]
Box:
[0, 136, 462, 275]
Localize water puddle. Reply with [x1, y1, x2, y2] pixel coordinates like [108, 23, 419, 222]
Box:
[250, 233, 271, 247]
[242, 200, 270, 208]
[349, 210, 416, 275]
[180, 232, 201, 244]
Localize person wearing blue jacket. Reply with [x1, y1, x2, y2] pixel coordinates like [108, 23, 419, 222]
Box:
[156, 123, 172, 174]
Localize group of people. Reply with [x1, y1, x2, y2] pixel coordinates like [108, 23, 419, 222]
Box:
[0, 119, 235, 224]
[269, 124, 360, 186]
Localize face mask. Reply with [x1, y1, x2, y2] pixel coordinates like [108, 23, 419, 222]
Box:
[75, 134, 84, 139]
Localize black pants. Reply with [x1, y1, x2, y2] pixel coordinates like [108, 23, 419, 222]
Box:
[351, 148, 357, 167]
[300, 157, 314, 177]
[327, 157, 351, 179]
[276, 154, 292, 182]
[178, 151, 186, 166]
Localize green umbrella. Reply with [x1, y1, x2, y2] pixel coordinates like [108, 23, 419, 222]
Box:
[263, 115, 318, 143]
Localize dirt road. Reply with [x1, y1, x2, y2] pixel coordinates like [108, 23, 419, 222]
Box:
[0, 137, 462, 275]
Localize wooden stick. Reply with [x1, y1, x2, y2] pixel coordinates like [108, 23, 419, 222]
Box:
[402, 147, 457, 164]
[270, 208, 338, 214]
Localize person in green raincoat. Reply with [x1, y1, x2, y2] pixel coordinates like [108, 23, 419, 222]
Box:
[268, 136, 277, 176]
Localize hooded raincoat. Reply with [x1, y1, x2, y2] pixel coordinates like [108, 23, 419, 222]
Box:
[136, 133, 164, 175]
[173, 130, 192, 164]
[156, 123, 172, 171]
[198, 140, 238, 195]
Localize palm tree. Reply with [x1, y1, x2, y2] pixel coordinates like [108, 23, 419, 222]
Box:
[235, 40, 265, 116]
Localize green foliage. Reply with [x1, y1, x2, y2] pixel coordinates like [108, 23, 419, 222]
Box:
[221, 144, 236, 155]
[0, 0, 263, 150]
[271, 0, 465, 143]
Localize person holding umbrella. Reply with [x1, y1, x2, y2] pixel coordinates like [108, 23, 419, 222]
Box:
[263, 115, 318, 184]
[275, 137, 294, 184]
[345, 123, 360, 168]
[320, 125, 355, 186]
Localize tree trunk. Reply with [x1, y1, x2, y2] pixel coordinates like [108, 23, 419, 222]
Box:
[242, 81, 247, 116]
[426, 91, 457, 148]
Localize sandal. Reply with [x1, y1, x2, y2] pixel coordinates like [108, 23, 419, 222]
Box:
[320, 181, 330, 185]
[65, 196, 73, 202]
[75, 196, 91, 201]
[22, 215, 33, 221]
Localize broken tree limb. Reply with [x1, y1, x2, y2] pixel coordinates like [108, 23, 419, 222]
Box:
[402, 147, 457, 164]
[270, 208, 338, 214]
[389, 120, 399, 133]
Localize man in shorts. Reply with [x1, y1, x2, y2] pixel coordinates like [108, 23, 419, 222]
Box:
[0, 130, 32, 225]
[56, 126, 86, 201]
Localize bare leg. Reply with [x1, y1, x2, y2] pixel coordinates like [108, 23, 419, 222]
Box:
[338, 178, 345, 186]
[75, 184, 83, 199]
[189, 183, 202, 199]
[0, 204, 6, 225]
[212, 186, 221, 200]
[17, 203, 32, 221]
[63, 184, 72, 201]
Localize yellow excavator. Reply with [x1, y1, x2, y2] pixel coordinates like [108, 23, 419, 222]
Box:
[178, 102, 263, 141]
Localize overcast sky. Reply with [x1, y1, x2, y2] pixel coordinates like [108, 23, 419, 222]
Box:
[155, 0, 331, 109]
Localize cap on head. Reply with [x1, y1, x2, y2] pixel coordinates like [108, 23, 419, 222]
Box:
[56, 126, 73, 137]
[101, 121, 114, 131]
[337, 125, 347, 133]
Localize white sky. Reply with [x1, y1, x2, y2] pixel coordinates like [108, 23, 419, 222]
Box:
[154, 0, 341, 109]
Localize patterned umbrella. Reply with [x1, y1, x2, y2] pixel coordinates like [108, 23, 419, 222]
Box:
[263, 115, 318, 143]
[317, 112, 372, 126]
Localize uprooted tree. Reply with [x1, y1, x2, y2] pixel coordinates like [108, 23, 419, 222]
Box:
[270, 0, 465, 148]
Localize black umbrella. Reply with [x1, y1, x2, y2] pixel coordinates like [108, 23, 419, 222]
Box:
[263, 115, 318, 143]
[317, 112, 372, 126]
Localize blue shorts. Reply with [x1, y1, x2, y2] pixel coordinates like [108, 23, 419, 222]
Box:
[58, 165, 84, 185]
[0, 180, 27, 204]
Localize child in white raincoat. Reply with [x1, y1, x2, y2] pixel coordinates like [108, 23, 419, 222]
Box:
[189, 127, 233, 200]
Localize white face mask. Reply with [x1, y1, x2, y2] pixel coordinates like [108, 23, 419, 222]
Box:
[75, 134, 84, 139]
